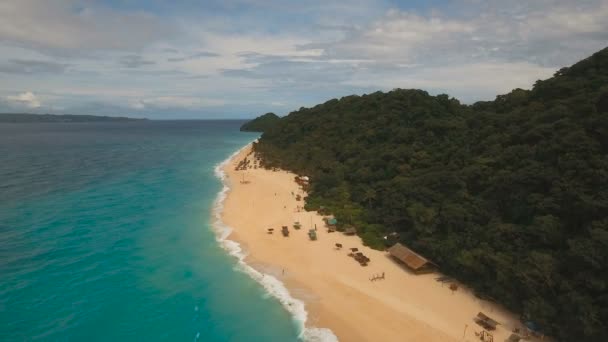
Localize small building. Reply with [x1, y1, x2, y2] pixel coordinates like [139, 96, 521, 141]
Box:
[324, 216, 337, 226]
[474, 312, 500, 331]
[343, 226, 357, 235]
[388, 243, 437, 274]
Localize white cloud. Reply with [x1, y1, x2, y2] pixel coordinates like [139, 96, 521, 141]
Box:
[0, 0, 173, 54]
[6, 91, 41, 108]
[130, 96, 225, 110]
[223, 0, 608, 102]
[318, 1, 608, 67]
[0, 0, 607, 116]
[345, 62, 556, 100]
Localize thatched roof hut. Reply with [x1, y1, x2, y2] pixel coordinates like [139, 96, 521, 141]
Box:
[343, 226, 357, 235]
[474, 312, 500, 330]
[388, 243, 436, 274]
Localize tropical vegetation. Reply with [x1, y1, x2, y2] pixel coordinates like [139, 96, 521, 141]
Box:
[252, 47, 608, 340]
[240, 112, 280, 132]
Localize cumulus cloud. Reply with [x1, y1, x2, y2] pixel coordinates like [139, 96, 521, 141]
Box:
[0, 0, 607, 116]
[6, 91, 41, 108]
[315, 1, 608, 68]
[221, 0, 608, 102]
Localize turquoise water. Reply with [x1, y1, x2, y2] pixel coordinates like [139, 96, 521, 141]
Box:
[0, 121, 301, 341]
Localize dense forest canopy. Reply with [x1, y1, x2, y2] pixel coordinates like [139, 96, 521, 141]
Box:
[253, 47, 608, 340]
[0, 113, 145, 123]
[239, 112, 280, 132]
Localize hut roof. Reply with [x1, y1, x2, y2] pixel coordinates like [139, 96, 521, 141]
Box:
[388, 243, 435, 271]
[327, 218, 338, 225]
[344, 227, 357, 234]
[476, 312, 500, 328]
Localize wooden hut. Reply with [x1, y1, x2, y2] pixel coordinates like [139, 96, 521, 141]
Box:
[324, 216, 337, 226]
[474, 312, 500, 331]
[387, 243, 436, 274]
[343, 226, 357, 235]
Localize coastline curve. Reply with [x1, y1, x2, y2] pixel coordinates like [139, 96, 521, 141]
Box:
[211, 142, 338, 342]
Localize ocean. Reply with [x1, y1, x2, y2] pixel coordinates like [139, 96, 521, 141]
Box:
[0, 121, 303, 341]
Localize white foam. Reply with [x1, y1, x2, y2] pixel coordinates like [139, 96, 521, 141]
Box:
[211, 142, 338, 342]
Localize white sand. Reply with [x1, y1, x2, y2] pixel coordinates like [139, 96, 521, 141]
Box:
[221, 145, 534, 342]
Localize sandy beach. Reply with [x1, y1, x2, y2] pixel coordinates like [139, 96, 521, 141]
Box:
[221, 145, 532, 342]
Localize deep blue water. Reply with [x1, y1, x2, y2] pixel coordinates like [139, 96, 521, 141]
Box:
[0, 121, 300, 341]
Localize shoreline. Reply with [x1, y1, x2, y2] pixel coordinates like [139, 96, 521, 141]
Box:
[212, 142, 337, 341]
[214, 143, 536, 342]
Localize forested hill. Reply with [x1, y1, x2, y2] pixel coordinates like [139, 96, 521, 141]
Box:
[0, 113, 145, 123]
[253, 47, 608, 341]
[240, 112, 280, 132]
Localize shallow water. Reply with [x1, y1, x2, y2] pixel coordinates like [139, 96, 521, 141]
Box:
[0, 121, 300, 341]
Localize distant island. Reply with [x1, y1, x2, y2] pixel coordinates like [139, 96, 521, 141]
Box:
[0, 113, 146, 123]
[249, 47, 608, 341]
[240, 112, 280, 132]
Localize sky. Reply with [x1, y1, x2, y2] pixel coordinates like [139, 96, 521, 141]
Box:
[0, 0, 607, 119]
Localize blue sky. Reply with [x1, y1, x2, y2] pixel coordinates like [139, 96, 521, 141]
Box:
[1, 0, 607, 119]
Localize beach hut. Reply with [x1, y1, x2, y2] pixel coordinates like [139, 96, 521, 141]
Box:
[325, 216, 337, 226]
[343, 226, 357, 235]
[308, 229, 317, 240]
[281, 226, 289, 237]
[474, 312, 500, 331]
[387, 243, 437, 274]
